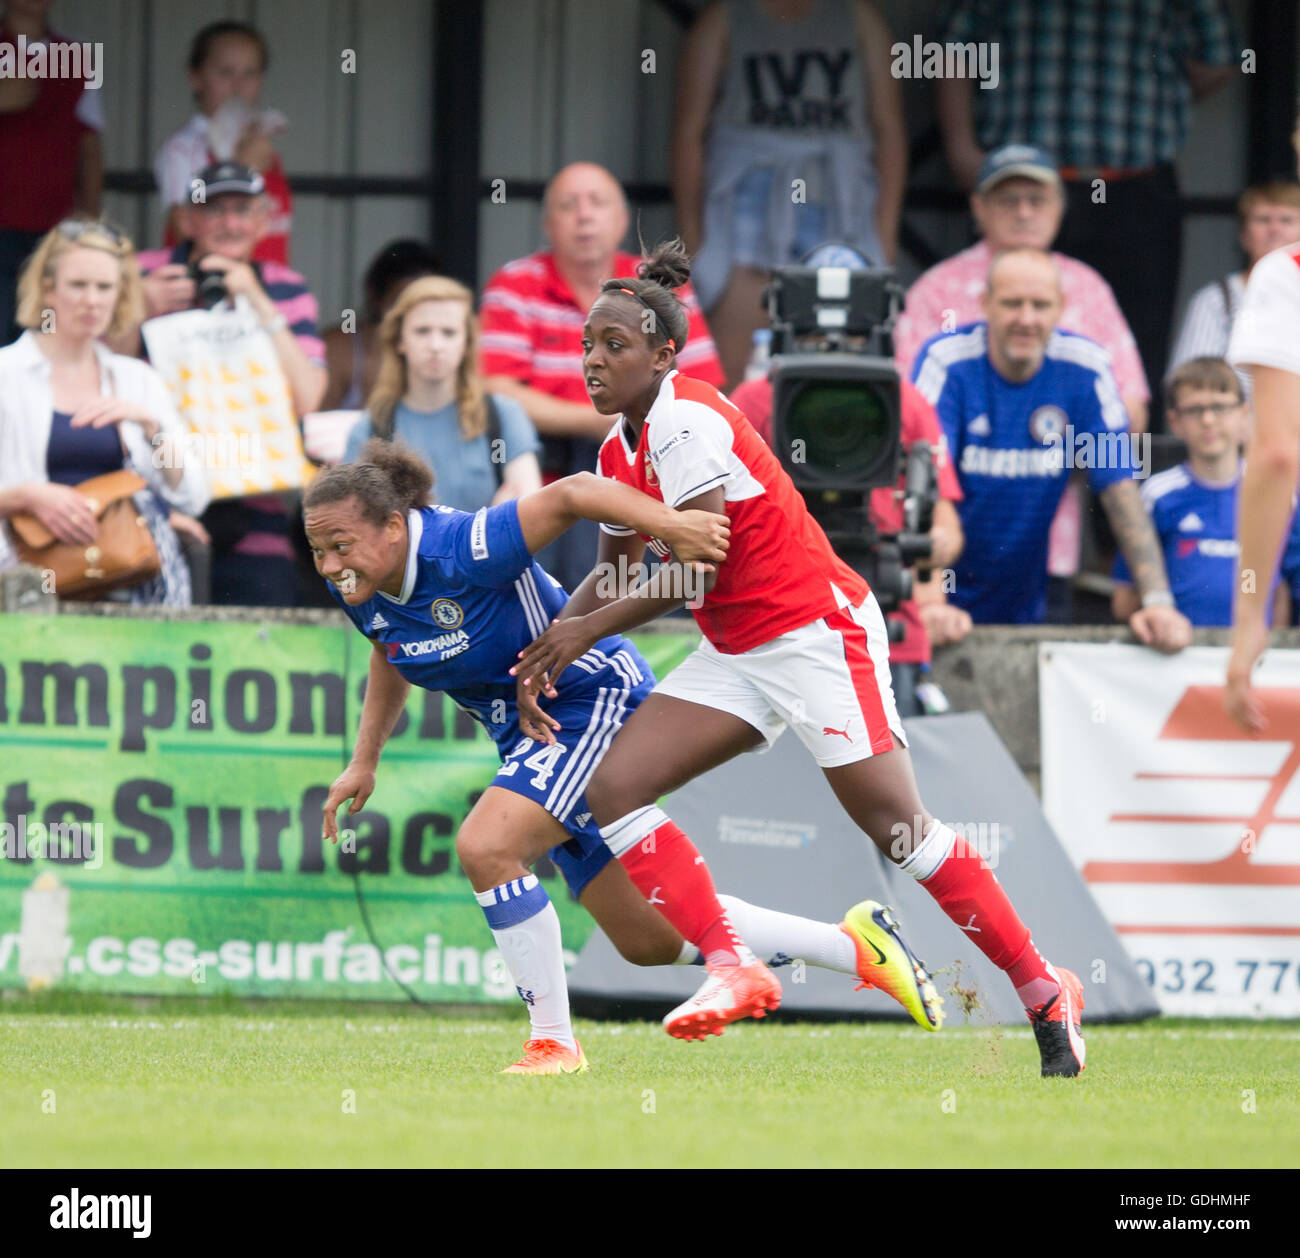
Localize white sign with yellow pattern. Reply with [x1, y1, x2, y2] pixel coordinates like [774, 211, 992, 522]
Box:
[142, 297, 314, 499]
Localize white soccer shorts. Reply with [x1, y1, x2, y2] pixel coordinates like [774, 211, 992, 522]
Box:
[654, 591, 907, 768]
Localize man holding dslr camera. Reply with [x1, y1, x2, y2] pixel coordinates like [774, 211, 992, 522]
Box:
[127, 160, 326, 605]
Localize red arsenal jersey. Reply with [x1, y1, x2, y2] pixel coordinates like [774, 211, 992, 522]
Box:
[597, 371, 870, 654]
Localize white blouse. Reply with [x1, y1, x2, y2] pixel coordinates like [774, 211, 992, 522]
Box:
[0, 331, 211, 570]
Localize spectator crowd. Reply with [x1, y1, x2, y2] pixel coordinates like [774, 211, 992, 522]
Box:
[2, 0, 1295, 709]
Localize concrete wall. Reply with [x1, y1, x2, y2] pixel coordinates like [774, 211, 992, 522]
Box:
[55, 0, 434, 326]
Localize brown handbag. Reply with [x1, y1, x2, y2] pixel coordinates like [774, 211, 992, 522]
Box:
[10, 469, 162, 599]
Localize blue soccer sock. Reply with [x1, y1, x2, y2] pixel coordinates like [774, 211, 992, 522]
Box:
[475, 875, 576, 1051]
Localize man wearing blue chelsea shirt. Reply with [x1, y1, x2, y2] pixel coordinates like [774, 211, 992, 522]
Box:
[912, 248, 1191, 652]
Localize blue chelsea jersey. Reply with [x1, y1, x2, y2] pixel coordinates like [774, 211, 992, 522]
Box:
[1113, 463, 1300, 627]
[912, 322, 1137, 624]
[328, 501, 647, 745]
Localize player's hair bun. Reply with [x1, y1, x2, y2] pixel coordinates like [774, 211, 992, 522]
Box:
[638, 237, 691, 292]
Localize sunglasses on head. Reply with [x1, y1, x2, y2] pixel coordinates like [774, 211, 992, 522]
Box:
[56, 219, 129, 250]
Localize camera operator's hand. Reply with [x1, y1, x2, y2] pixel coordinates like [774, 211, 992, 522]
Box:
[920, 600, 972, 648]
[925, 499, 964, 572]
[928, 522, 962, 571]
[142, 264, 196, 318]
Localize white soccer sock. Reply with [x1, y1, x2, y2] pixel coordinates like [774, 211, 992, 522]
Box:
[898, 819, 958, 882]
[475, 875, 576, 1051]
[717, 894, 857, 974]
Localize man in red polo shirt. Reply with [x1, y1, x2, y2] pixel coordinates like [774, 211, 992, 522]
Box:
[481, 161, 724, 591]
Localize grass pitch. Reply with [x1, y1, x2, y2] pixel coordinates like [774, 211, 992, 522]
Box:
[3, 992, 1297, 1169]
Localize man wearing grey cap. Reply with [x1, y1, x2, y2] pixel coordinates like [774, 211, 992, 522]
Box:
[125, 160, 327, 605]
[894, 144, 1150, 434]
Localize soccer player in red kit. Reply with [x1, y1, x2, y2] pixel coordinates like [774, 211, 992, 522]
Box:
[515, 239, 1087, 1077]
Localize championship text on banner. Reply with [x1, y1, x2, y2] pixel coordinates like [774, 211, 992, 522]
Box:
[142, 298, 313, 499]
[1040, 643, 1300, 1016]
[0, 615, 695, 1001]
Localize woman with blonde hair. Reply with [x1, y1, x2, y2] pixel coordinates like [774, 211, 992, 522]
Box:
[0, 220, 210, 604]
[343, 275, 541, 513]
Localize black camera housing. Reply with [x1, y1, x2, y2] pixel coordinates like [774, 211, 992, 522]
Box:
[187, 259, 229, 311]
[761, 262, 938, 625]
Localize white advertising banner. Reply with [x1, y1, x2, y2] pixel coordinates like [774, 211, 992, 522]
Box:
[1040, 643, 1300, 1016]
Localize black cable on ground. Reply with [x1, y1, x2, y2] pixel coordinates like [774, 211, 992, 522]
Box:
[340, 621, 436, 1010]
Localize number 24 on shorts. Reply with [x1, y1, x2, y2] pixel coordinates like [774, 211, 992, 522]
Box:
[498, 739, 568, 789]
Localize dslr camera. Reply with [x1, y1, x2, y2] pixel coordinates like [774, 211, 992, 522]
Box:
[187, 258, 229, 310]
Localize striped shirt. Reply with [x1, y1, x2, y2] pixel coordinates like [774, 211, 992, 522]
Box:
[137, 242, 325, 569]
[941, 0, 1236, 169]
[137, 242, 325, 367]
[479, 249, 724, 403]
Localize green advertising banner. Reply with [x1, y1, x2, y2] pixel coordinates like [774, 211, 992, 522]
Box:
[0, 614, 696, 1002]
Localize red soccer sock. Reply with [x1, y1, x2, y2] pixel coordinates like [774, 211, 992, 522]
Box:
[618, 821, 751, 967]
[920, 834, 1044, 975]
[1006, 938, 1061, 1010]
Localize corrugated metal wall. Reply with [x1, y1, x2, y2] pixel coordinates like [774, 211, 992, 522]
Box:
[48, 0, 1264, 335]
[56, 0, 433, 327]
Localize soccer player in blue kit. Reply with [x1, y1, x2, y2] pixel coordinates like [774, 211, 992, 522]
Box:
[307, 439, 939, 1074]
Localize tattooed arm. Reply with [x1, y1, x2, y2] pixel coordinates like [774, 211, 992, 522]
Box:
[1099, 479, 1192, 654]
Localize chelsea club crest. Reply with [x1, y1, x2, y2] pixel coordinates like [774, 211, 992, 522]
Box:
[1028, 405, 1068, 445]
[431, 598, 464, 629]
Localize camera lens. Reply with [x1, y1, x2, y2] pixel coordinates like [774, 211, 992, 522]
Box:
[187, 261, 228, 310]
[786, 382, 890, 482]
[196, 272, 228, 310]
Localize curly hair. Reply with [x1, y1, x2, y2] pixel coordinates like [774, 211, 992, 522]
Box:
[303, 438, 434, 526]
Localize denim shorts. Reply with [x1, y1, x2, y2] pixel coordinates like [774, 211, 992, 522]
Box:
[730, 166, 830, 267]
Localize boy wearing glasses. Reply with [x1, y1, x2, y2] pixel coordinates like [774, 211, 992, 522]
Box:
[1112, 356, 1300, 627]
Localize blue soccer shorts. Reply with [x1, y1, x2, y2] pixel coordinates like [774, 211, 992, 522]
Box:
[488, 648, 654, 898]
